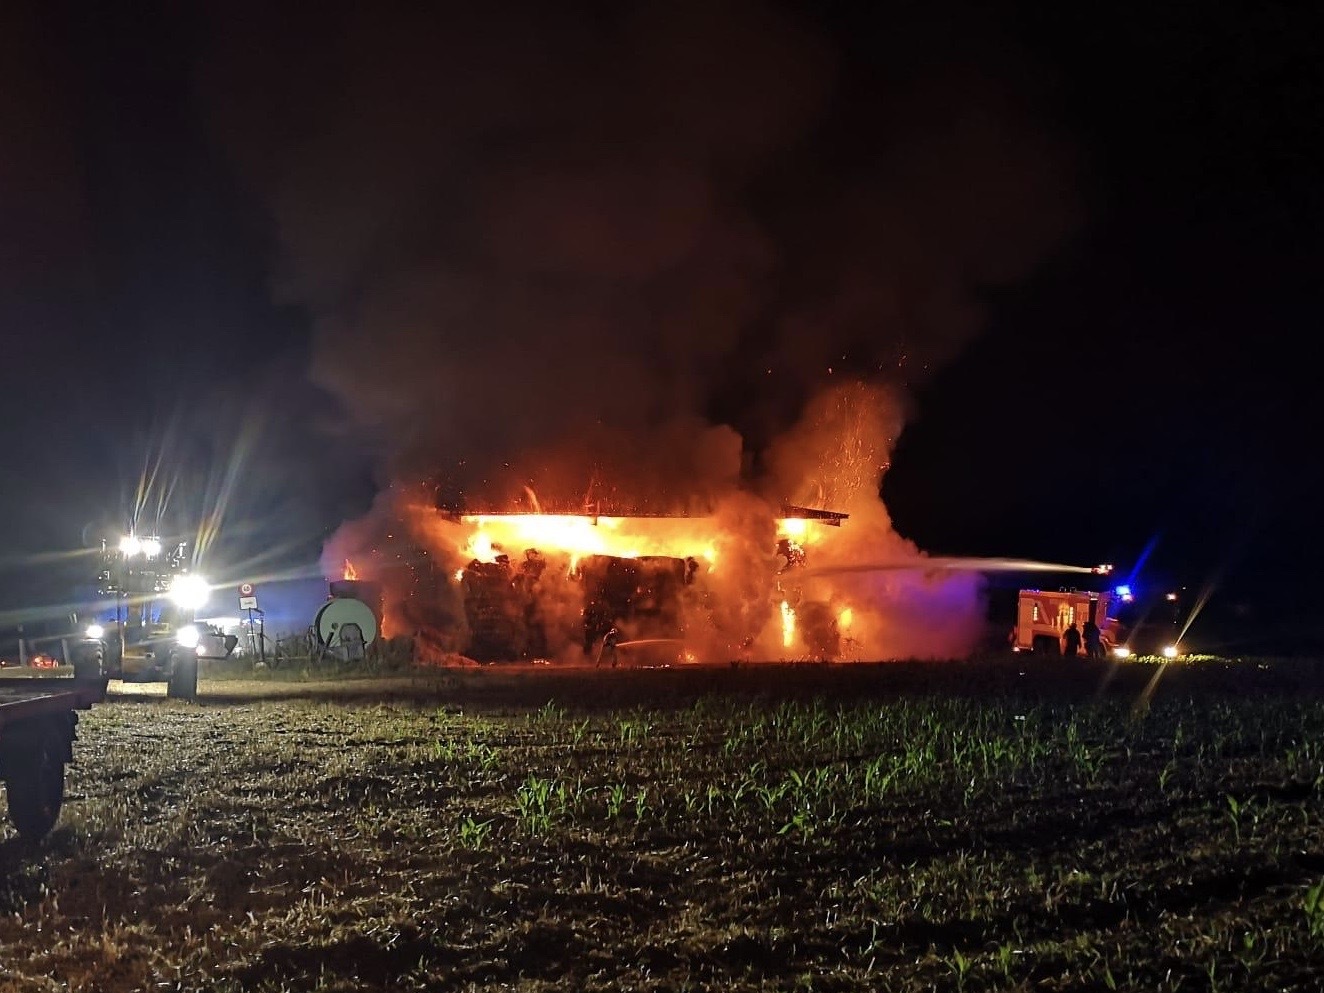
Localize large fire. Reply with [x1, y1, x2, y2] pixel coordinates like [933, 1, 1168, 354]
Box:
[343, 559, 359, 581]
[451, 512, 823, 573]
[325, 383, 989, 665]
[402, 506, 850, 663]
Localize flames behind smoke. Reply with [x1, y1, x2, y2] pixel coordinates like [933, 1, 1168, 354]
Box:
[323, 382, 986, 661]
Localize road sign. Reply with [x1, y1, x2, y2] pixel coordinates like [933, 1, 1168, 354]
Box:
[239, 595, 258, 610]
[239, 583, 254, 596]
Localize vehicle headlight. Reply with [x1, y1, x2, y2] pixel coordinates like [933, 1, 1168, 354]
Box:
[1162, 645, 1179, 659]
[1112, 646, 1132, 659]
[85, 623, 105, 640]
[168, 574, 210, 610]
[176, 624, 200, 649]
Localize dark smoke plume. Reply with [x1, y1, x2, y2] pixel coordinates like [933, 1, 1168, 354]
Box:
[202, 0, 1078, 511]
[203, 1, 1081, 658]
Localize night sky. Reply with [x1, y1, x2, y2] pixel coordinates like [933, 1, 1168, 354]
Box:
[1, 1, 1320, 648]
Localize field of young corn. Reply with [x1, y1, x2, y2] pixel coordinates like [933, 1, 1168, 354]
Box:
[1, 658, 1322, 991]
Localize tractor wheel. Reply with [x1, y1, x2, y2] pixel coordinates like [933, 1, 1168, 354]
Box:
[71, 646, 110, 698]
[5, 724, 67, 841]
[167, 652, 199, 701]
[71, 644, 102, 682]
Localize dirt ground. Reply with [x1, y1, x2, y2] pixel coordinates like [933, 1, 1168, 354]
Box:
[2, 657, 1323, 991]
[126, 652, 1324, 709]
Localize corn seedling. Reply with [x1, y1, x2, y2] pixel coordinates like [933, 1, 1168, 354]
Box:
[457, 815, 493, 850]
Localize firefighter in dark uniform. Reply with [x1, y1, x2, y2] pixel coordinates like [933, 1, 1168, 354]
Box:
[1063, 621, 1082, 657]
[1083, 618, 1103, 658]
[597, 626, 620, 668]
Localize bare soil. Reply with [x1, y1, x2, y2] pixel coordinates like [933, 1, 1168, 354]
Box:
[2, 657, 1323, 991]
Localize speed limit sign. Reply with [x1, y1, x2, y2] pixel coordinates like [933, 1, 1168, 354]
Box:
[239, 583, 254, 596]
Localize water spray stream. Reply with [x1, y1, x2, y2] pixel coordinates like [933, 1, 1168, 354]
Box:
[799, 557, 1099, 577]
[613, 638, 693, 664]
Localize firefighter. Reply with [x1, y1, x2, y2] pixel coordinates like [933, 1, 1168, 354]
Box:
[1063, 621, 1082, 657]
[1083, 618, 1103, 658]
[597, 626, 620, 669]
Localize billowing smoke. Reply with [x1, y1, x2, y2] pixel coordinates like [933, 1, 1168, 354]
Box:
[762, 382, 986, 659]
[203, 1, 1078, 658]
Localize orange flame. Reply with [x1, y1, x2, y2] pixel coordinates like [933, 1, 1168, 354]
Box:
[407, 506, 882, 660]
[445, 512, 824, 566]
[780, 600, 797, 649]
[343, 559, 358, 581]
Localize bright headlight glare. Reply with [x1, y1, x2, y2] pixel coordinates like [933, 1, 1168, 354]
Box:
[1112, 646, 1132, 659]
[85, 623, 105, 640]
[168, 574, 210, 610]
[1163, 645, 1179, 659]
[141, 537, 162, 558]
[176, 624, 200, 648]
[118, 534, 141, 556]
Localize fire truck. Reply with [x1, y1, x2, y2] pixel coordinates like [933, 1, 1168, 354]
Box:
[1011, 588, 1123, 655]
[1012, 585, 1186, 658]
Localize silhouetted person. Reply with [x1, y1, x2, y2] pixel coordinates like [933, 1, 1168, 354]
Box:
[1083, 619, 1102, 658]
[597, 627, 620, 669]
[1063, 622, 1082, 657]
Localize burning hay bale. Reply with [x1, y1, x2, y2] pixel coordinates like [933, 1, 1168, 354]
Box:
[323, 384, 990, 665]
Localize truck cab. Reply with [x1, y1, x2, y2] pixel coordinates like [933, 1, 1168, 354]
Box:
[1108, 588, 1187, 658]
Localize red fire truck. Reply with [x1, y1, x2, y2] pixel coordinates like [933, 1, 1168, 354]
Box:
[1012, 585, 1187, 658]
[1011, 588, 1124, 655]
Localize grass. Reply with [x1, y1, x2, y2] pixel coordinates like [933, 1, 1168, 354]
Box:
[1, 657, 1323, 990]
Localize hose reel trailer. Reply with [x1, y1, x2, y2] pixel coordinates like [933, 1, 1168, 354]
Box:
[313, 596, 379, 661]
